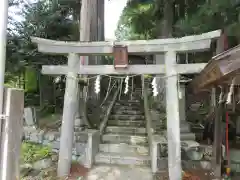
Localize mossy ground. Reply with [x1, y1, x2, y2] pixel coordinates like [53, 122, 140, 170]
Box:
[21, 142, 52, 164]
[20, 142, 57, 179]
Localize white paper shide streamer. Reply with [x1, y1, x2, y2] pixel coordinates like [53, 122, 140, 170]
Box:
[151, 77, 158, 97]
[226, 78, 236, 105]
[95, 75, 101, 94]
[124, 76, 129, 94]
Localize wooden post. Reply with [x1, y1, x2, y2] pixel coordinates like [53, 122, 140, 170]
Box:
[165, 50, 182, 179]
[211, 87, 220, 175]
[214, 92, 223, 178]
[0, 0, 9, 144]
[57, 54, 80, 177]
[212, 31, 227, 178]
[179, 84, 186, 122]
[0, 88, 24, 180]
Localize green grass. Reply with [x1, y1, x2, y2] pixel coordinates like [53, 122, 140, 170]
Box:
[21, 142, 52, 164]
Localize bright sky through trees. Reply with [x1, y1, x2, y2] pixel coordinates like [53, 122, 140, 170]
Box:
[104, 0, 128, 40]
[11, 0, 128, 40]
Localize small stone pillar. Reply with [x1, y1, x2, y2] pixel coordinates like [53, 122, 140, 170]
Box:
[179, 83, 186, 122]
[178, 82, 191, 134]
[74, 87, 86, 131]
[155, 54, 166, 105]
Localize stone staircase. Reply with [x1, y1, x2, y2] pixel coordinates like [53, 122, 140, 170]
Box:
[95, 99, 151, 166]
[95, 85, 199, 170]
[142, 78, 196, 141]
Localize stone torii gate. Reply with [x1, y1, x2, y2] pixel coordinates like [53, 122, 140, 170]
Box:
[31, 30, 221, 179]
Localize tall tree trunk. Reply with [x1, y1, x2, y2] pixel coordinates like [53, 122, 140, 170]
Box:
[77, 0, 102, 127]
[161, 0, 173, 38]
[86, 0, 105, 126]
[154, 0, 174, 107]
[77, 0, 96, 128]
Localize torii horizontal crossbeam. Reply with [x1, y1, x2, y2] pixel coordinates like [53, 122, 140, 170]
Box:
[31, 30, 221, 55]
[42, 64, 207, 75]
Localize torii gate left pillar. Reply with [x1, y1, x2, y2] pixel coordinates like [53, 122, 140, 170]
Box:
[57, 53, 79, 177]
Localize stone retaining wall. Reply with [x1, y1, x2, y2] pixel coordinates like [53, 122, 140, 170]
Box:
[23, 126, 100, 168]
[151, 134, 222, 172]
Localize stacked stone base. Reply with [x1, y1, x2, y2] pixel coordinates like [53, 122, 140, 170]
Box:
[23, 125, 100, 168]
[152, 134, 223, 172]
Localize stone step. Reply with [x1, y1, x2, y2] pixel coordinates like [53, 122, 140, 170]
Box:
[99, 143, 149, 155]
[163, 131, 195, 141]
[131, 92, 143, 95]
[109, 114, 145, 120]
[112, 106, 141, 111]
[181, 133, 195, 141]
[162, 133, 195, 141]
[112, 110, 144, 115]
[115, 102, 141, 107]
[105, 126, 147, 135]
[154, 124, 190, 133]
[132, 92, 142, 95]
[102, 134, 148, 145]
[150, 112, 166, 120]
[118, 100, 140, 103]
[135, 89, 144, 91]
[155, 125, 190, 133]
[180, 125, 190, 133]
[108, 120, 145, 127]
[95, 152, 150, 166]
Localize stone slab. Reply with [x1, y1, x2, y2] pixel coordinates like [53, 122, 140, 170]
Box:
[108, 120, 145, 127]
[102, 134, 147, 145]
[99, 143, 149, 155]
[157, 157, 212, 171]
[86, 165, 153, 180]
[95, 152, 150, 166]
[24, 107, 36, 126]
[105, 126, 147, 135]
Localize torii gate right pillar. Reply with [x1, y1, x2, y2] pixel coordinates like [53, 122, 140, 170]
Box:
[155, 55, 188, 130]
[165, 51, 182, 179]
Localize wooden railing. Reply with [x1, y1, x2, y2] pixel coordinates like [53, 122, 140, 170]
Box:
[99, 79, 121, 134]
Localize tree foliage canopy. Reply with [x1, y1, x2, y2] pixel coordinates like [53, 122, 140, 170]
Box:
[6, 0, 81, 107]
[116, 0, 240, 43]
[5, 0, 240, 107]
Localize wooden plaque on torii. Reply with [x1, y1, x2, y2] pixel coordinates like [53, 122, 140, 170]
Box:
[113, 45, 128, 69]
